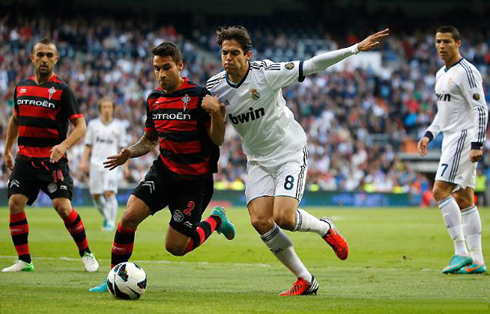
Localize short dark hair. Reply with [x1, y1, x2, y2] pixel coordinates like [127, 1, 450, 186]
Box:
[216, 26, 252, 53]
[151, 42, 182, 64]
[33, 37, 57, 53]
[436, 25, 461, 41]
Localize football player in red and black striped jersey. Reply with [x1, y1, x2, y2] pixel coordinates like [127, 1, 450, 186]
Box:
[2, 38, 99, 273]
[90, 42, 235, 293]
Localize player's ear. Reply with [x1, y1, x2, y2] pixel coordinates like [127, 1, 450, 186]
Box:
[456, 40, 462, 48]
[245, 50, 252, 61]
[177, 61, 184, 71]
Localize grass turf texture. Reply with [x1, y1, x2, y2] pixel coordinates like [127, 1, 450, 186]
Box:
[0, 207, 489, 313]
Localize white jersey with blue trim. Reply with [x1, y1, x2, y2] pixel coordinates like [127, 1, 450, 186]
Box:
[206, 60, 307, 167]
[427, 58, 488, 145]
[85, 118, 127, 169]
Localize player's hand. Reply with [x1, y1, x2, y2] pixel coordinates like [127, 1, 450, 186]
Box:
[417, 137, 430, 157]
[470, 149, 483, 163]
[4, 151, 13, 171]
[202, 95, 222, 117]
[357, 28, 390, 51]
[104, 148, 131, 170]
[50, 143, 67, 163]
[79, 160, 89, 173]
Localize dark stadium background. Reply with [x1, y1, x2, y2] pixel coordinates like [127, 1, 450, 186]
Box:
[1, 0, 490, 207]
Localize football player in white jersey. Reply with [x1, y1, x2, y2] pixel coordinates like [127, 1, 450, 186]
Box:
[418, 25, 487, 274]
[204, 25, 389, 295]
[80, 98, 129, 231]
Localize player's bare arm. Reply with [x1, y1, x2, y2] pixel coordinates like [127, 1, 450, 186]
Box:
[104, 129, 158, 170]
[357, 28, 390, 51]
[50, 116, 86, 163]
[202, 95, 226, 146]
[417, 136, 430, 157]
[4, 112, 20, 171]
[79, 145, 92, 173]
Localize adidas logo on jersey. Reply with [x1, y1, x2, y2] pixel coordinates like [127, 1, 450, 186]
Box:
[436, 93, 451, 102]
[228, 107, 265, 124]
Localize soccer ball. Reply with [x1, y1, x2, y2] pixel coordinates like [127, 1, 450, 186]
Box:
[107, 262, 147, 300]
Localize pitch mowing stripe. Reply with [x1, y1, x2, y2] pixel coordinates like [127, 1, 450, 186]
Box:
[0, 255, 270, 268]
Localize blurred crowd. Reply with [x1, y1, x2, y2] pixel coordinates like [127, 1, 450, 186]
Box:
[1, 12, 490, 202]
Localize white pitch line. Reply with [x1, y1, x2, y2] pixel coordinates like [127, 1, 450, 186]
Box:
[0, 255, 271, 268]
[0, 255, 441, 272]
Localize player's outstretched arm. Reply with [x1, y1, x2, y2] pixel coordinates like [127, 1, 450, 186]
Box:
[104, 129, 158, 170]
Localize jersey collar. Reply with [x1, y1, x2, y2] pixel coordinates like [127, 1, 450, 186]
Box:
[225, 63, 250, 89]
[444, 58, 463, 72]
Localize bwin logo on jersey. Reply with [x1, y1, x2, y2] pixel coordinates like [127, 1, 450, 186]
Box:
[436, 93, 451, 102]
[228, 107, 265, 124]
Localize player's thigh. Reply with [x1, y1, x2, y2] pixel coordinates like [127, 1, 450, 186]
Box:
[168, 176, 214, 238]
[245, 161, 275, 204]
[102, 168, 119, 193]
[120, 195, 152, 228]
[7, 159, 41, 206]
[436, 130, 472, 187]
[89, 166, 104, 195]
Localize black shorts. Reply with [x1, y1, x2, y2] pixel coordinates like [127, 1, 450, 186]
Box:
[132, 159, 214, 237]
[7, 158, 73, 206]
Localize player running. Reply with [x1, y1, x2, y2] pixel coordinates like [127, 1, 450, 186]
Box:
[418, 25, 487, 274]
[205, 26, 389, 295]
[2, 37, 98, 273]
[80, 97, 129, 231]
[89, 42, 235, 292]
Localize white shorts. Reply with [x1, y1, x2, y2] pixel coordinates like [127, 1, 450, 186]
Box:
[89, 165, 119, 195]
[245, 146, 308, 204]
[435, 130, 477, 189]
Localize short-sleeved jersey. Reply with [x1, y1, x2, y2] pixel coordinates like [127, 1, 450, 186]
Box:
[85, 118, 127, 169]
[206, 60, 307, 167]
[14, 75, 83, 160]
[145, 78, 219, 177]
[427, 58, 488, 146]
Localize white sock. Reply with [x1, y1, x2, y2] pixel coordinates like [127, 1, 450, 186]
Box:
[438, 196, 468, 256]
[261, 224, 312, 283]
[461, 206, 484, 265]
[93, 196, 108, 221]
[105, 194, 118, 227]
[293, 208, 330, 236]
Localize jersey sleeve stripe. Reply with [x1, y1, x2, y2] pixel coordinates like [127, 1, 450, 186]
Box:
[478, 106, 485, 143]
[69, 113, 84, 120]
[299, 61, 305, 82]
[460, 60, 477, 89]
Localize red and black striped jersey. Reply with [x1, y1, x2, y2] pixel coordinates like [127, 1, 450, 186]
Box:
[145, 78, 219, 177]
[13, 75, 83, 160]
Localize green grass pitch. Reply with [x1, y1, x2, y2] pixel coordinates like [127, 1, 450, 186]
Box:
[0, 207, 489, 313]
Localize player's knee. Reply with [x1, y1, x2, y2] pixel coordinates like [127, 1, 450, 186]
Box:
[432, 186, 450, 201]
[119, 211, 140, 229]
[250, 216, 275, 233]
[273, 212, 295, 231]
[8, 197, 26, 213]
